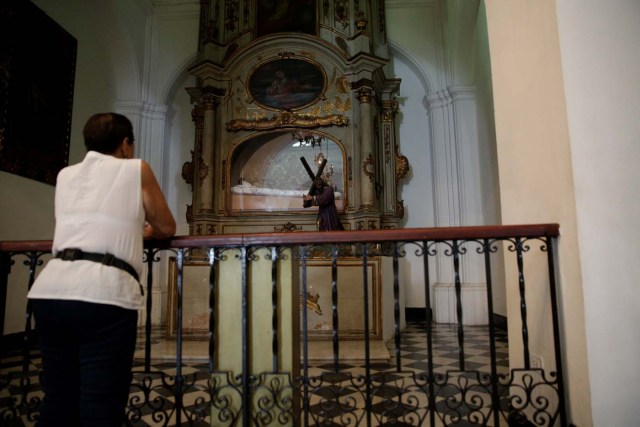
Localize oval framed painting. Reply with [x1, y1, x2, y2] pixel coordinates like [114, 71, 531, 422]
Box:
[248, 58, 326, 110]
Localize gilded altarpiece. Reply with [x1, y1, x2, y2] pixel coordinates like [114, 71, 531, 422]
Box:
[183, 0, 407, 234]
[176, 1, 408, 353]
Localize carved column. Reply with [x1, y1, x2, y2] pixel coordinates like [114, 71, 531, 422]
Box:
[195, 91, 218, 235]
[186, 102, 204, 234]
[356, 87, 375, 210]
[199, 93, 216, 213]
[380, 99, 405, 219]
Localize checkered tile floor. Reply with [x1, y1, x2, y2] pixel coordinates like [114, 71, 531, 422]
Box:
[1, 321, 510, 426]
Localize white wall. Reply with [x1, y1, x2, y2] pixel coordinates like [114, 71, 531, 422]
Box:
[1, 0, 198, 332]
[386, 0, 441, 92]
[392, 56, 435, 308]
[472, 2, 505, 317]
[556, 1, 640, 425]
[485, 0, 591, 424]
[1, 0, 127, 333]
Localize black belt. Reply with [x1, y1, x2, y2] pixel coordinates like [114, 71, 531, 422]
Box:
[55, 248, 139, 282]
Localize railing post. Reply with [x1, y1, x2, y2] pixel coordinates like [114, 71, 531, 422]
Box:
[546, 236, 568, 426]
[143, 248, 154, 372]
[300, 245, 310, 427]
[362, 243, 372, 427]
[482, 238, 501, 426]
[422, 240, 436, 426]
[240, 246, 250, 427]
[175, 248, 184, 426]
[452, 239, 466, 370]
[0, 251, 11, 341]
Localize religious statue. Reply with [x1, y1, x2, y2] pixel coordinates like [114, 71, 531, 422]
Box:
[303, 177, 344, 231]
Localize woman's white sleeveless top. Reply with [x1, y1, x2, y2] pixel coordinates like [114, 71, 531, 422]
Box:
[28, 151, 145, 310]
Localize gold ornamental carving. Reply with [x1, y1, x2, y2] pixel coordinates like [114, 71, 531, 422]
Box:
[394, 141, 409, 220]
[355, 11, 368, 31]
[355, 88, 373, 104]
[226, 111, 349, 131]
[395, 143, 409, 181]
[335, 0, 349, 29]
[381, 99, 398, 122]
[396, 200, 405, 219]
[300, 293, 322, 315]
[362, 152, 375, 182]
[200, 93, 219, 110]
[197, 152, 209, 188]
[191, 104, 204, 129]
[384, 123, 390, 164]
[181, 151, 194, 189]
[274, 222, 302, 232]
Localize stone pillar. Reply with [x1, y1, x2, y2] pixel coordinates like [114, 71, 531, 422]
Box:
[356, 87, 375, 211]
[198, 92, 217, 215]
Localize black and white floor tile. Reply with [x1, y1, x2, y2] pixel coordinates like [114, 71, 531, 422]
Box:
[0, 322, 509, 426]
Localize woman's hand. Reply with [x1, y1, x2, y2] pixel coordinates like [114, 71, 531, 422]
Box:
[141, 161, 176, 239]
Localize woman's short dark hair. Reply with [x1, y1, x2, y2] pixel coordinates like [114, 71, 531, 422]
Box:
[83, 113, 134, 154]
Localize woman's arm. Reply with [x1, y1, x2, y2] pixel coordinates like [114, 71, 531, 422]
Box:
[141, 160, 176, 239]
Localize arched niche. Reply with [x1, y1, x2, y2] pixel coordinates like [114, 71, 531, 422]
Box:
[227, 130, 345, 214]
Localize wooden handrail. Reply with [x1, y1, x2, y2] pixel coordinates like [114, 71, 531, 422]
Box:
[0, 224, 559, 252]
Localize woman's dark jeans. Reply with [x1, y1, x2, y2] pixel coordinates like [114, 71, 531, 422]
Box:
[31, 299, 137, 427]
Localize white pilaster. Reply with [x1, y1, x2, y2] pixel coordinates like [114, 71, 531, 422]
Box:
[424, 86, 488, 324]
[116, 100, 168, 326]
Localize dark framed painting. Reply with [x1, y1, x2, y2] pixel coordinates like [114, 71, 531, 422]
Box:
[249, 58, 325, 110]
[256, 0, 317, 37]
[0, 1, 77, 185]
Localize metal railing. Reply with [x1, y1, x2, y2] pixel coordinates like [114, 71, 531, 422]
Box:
[0, 224, 568, 426]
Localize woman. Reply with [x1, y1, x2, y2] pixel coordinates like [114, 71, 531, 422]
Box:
[28, 113, 176, 426]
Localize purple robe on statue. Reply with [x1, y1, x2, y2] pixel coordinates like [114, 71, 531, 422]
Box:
[312, 186, 344, 231]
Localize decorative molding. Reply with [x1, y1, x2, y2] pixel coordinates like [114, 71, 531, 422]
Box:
[197, 153, 209, 187]
[381, 99, 398, 122]
[362, 152, 375, 182]
[378, 0, 387, 42]
[335, 0, 350, 29]
[355, 87, 373, 104]
[395, 144, 409, 181]
[186, 203, 193, 223]
[221, 159, 226, 189]
[200, 92, 219, 110]
[355, 10, 368, 31]
[396, 200, 405, 219]
[383, 123, 390, 163]
[191, 104, 204, 128]
[274, 222, 302, 232]
[181, 150, 194, 189]
[277, 51, 296, 59]
[226, 111, 349, 131]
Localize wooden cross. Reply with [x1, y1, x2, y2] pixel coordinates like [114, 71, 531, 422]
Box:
[300, 157, 327, 208]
